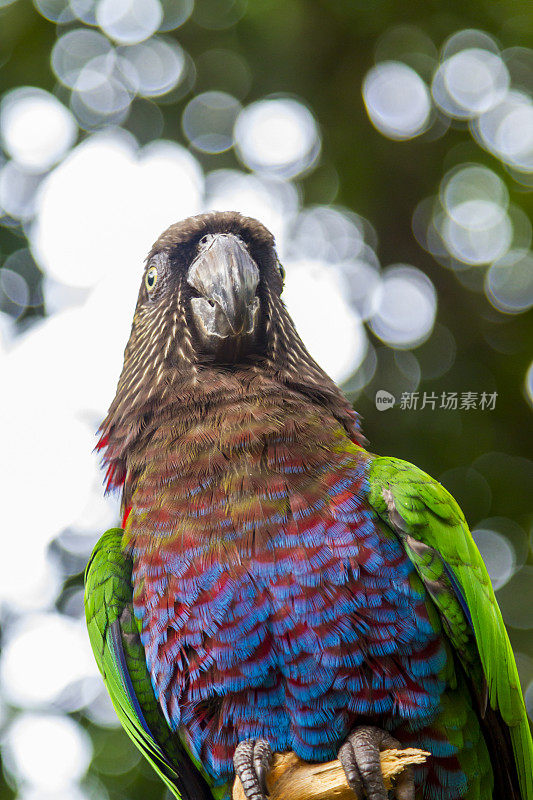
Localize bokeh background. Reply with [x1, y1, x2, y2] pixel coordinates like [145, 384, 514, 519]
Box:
[0, 1, 532, 798]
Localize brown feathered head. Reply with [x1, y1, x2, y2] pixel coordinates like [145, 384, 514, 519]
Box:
[99, 211, 362, 488]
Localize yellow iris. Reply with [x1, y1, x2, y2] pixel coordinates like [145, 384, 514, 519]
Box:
[145, 266, 158, 291]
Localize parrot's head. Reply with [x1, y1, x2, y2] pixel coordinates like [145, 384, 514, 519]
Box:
[135, 211, 282, 364]
[100, 211, 361, 487]
[114, 210, 315, 396]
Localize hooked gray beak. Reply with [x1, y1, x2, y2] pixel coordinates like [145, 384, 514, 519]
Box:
[187, 233, 260, 346]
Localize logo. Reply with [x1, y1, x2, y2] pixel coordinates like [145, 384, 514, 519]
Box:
[375, 390, 395, 411]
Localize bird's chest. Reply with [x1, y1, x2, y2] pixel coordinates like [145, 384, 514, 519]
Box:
[127, 441, 442, 726]
[124, 417, 445, 776]
[131, 506, 436, 671]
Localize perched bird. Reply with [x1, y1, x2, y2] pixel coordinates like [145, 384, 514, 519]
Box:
[85, 211, 533, 800]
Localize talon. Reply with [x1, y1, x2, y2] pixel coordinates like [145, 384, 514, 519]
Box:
[338, 725, 415, 800]
[234, 739, 273, 800]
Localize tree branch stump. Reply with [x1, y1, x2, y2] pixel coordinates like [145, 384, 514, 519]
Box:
[233, 748, 430, 800]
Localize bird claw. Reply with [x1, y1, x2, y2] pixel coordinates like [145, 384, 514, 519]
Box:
[338, 725, 415, 800]
[234, 739, 273, 800]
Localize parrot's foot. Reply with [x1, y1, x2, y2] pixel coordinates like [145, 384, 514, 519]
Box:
[338, 726, 415, 800]
[234, 739, 273, 800]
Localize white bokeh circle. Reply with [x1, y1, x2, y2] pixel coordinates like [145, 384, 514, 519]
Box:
[363, 61, 431, 140]
[370, 265, 437, 348]
[0, 88, 77, 171]
[96, 0, 163, 45]
[1, 614, 98, 708]
[234, 98, 321, 178]
[4, 714, 92, 790]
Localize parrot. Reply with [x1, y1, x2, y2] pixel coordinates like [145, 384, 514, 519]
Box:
[85, 211, 533, 800]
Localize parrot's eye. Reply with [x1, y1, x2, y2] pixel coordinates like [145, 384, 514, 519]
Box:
[145, 266, 158, 291]
[278, 262, 285, 281]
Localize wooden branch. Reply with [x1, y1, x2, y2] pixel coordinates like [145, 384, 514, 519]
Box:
[233, 748, 430, 800]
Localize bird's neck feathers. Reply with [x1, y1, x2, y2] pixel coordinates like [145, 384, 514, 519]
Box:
[98, 362, 363, 496]
[99, 262, 364, 493]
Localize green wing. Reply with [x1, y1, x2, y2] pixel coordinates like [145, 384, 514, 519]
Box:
[367, 455, 533, 800]
[84, 528, 216, 800]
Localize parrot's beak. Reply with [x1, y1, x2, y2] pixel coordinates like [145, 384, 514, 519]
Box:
[187, 233, 260, 350]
